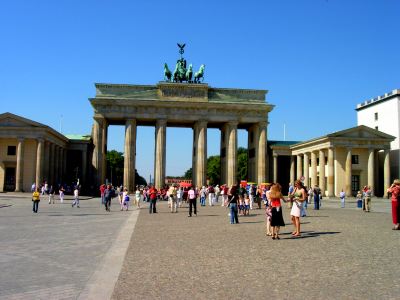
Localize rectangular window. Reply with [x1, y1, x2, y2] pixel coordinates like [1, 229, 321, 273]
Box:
[351, 155, 359, 164]
[7, 146, 16, 156]
[374, 112, 378, 121]
[351, 175, 360, 195]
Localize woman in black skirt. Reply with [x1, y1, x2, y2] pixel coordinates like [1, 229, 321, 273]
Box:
[268, 183, 287, 240]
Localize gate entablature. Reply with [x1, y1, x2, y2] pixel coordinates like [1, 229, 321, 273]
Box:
[90, 82, 274, 191]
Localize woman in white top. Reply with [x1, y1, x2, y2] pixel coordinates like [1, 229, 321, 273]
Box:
[135, 187, 141, 208]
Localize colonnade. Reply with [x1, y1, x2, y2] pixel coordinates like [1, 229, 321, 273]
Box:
[15, 138, 67, 192]
[92, 118, 268, 192]
[288, 147, 391, 197]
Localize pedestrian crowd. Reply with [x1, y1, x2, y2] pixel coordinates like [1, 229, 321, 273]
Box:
[30, 177, 400, 233]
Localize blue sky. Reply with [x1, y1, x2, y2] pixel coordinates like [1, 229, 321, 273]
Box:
[1, 0, 399, 181]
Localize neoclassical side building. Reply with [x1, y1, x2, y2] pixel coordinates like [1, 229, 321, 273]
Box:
[0, 113, 91, 192]
[269, 126, 394, 197]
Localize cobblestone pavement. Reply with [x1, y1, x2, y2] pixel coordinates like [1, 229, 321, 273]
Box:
[112, 198, 399, 300]
[0, 193, 138, 300]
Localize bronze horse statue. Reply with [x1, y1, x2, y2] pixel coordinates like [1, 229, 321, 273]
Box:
[164, 63, 172, 82]
[194, 64, 205, 83]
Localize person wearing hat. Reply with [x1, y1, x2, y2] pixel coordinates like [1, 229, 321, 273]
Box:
[387, 179, 400, 230]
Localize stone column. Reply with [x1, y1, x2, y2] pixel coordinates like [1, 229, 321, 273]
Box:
[15, 138, 25, 192]
[63, 148, 67, 183]
[319, 150, 326, 195]
[273, 152, 278, 183]
[154, 119, 167, 189]
[54, 145, 60, 184]
[384, 149, 391, 197]
[257, 121, 267, 184]
[226, 121, 238, 187]
[327, 147, 334, 197]
[44, 141, 50, 182]
[345, 147, 352, 197]
[92, 117, 104, 187]
[303, 152, 309, 187]
[49, 143, 55, 185]
[367, 148, 375, 196]
[60, 148, 65, 183]
[101, 119, 108, 184]
[247, 124, 259, 182]
[124, 119, 137, 192]
[58, 147, 63, 184]
[194, 121, 207, 188]
[290, 155, 295, 185]
[35, 139, 44, 188]
[220, 124, 228, 185]
[311, 151, 317, 188]
[296, 154, 303, 179]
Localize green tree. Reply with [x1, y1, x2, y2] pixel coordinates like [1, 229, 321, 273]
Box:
[181, 147, 248, 184]
[106, 150, 147, 186]
[237, 147, 248, 181]
[183, 168, 192, 179]
[207, 155, 220, 185]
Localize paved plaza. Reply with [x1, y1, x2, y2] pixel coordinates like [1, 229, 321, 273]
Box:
[0, 194, 399, 299]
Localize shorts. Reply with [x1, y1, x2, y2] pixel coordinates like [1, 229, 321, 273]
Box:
[244, 204, 250, 210]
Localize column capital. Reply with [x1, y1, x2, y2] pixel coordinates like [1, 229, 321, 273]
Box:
[156, 119, 167, 126]
[36, 137, 44, 143]
[125, 119, 136, 126]
[273, 152, 278, 158]
[94, 116, 106, 124]
[258, 121, 268, 128]
[227, 120, 239, 127]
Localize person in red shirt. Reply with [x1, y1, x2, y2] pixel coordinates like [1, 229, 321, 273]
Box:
[149, 186, 158, 214]
[387, 179, 400, 230]
[100, 184, 106, 205]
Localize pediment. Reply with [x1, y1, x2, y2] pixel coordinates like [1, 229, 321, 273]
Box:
[0, 113, 46, 128]
[327, 125, 395, 141]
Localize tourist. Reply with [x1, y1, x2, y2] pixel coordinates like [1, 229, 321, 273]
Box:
[269, 183, 287, 240]
[32, 187, 40, 213]
[208, 185, 215, 206]
[356, 190, 363, 209]
[265, 201, 272, 236]
[248, 184, 254, 210]
[255, 185, 262, 209]
[104, 184, 115, 212]
[340, 189, 346, 208]
[301, 188, 307, 217]
[308, 187, 313, 205]
[72, 186, 80, 208]
[187, 186, 197, 217]
[221, 185, 229, 207]
[364, 186, 372, 212]
[122, 187, 129, 211]
[169, 185, 178, 213]
[244, 194, 250, 216]
[48, 185, 55, 204]
[227, 183, 239, 224]
[238, 194, 244, 216]
[148, 185, 157, 214]
[100, 184, 106, 205]
[135, 186, 141, 208]
[177, 187, 183, 208]
[387, 179, 400, 230]
[200, 186, 207, 206]
[215, 184, 220, 203]
[59, 186, 65, 203]
[313, 185, 321, 210]
[31, 182, 36, 192]
[289, 180, 306, 237]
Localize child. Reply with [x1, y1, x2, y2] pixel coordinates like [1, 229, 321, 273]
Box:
[238, 196, 244, 216]
[356, 190, 362, 209]
[244, 194, 250, 216]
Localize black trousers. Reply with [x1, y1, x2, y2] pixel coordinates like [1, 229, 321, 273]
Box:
[189, 198, 197, 216]
[32, 201, 39, 213]
[105, 199, 111, 211]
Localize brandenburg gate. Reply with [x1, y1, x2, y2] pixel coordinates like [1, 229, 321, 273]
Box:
[90, 82, 274, 191]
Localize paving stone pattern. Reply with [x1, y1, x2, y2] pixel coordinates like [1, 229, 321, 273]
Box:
[112, 198, 399, 300]
[0, 194, 134, 300]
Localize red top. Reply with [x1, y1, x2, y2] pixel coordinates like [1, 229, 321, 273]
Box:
[149, 188, 158, 200]
[100, 185, 106, 195]
[388, 185, 400, 202]
[270, 197, 281, 207]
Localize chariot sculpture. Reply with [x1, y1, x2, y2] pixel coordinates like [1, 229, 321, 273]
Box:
[163, 43, 205, 84]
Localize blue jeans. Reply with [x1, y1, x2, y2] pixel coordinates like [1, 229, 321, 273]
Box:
[314, 195, 320, 210]
[229, 203, 239, 224]
[341, 198, 345, 208]
[149, 199, 157, 213]
[200, 196, 206, 206]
